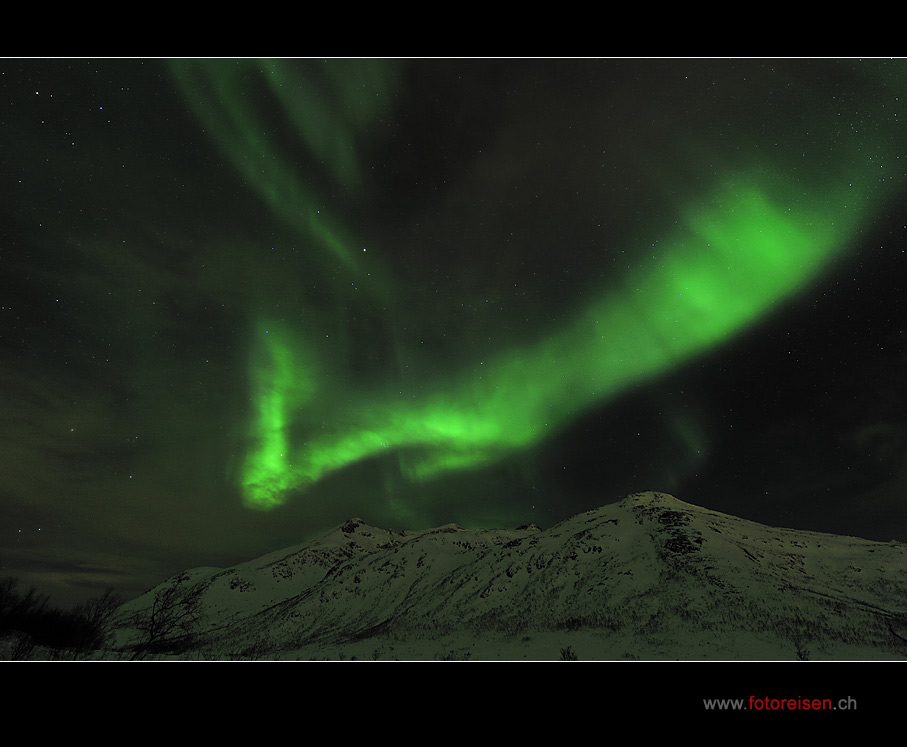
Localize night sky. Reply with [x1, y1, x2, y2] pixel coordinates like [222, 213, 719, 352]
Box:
[2, 58, 905, 608]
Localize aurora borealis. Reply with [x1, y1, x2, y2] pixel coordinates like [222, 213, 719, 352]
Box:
[239, 174, 876, 510]
[2, 58, 905, 607]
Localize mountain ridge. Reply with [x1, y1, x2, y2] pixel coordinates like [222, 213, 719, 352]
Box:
[109, 491, 907, 660]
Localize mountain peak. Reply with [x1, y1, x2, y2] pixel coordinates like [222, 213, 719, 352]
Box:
[340, 518, 365, 534]
[620, 491, 682, 507]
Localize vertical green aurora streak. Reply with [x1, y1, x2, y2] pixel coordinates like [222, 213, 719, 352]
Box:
[170, 61, 906, 511]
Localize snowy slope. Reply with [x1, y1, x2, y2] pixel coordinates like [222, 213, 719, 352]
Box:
[110, 492, 907, 660]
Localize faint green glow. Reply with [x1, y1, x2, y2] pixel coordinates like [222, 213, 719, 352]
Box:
[239, 170, 885, 509]
[169, 59, 395, 271]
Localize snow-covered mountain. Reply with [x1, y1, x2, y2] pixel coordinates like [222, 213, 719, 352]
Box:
[110, 492, 907, 660]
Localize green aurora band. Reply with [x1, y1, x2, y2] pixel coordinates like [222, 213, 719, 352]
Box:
[240, 171, 891, 509]
[168, 60, 906, 511]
